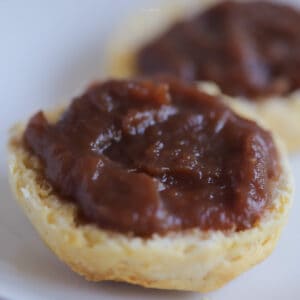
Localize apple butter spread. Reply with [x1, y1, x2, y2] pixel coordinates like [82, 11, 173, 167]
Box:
[24, 78, 280, 236]
[137, 1, 300, 98]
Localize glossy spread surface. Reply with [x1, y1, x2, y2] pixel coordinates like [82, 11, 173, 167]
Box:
[24, 79, 279, 236]
[138, 1, 300, 98]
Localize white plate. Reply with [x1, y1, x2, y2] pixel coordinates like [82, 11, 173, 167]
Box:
[0, 1, 299, 299]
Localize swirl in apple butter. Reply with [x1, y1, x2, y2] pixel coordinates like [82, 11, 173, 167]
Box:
[138, 1, 300, 98]
[24, 78, 280, 236]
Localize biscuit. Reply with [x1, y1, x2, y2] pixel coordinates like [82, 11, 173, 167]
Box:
[8, 106, 293, 292]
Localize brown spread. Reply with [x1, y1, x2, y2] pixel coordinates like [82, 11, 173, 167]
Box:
[138, 1, 300, 98]
[24, 78, 280, 236]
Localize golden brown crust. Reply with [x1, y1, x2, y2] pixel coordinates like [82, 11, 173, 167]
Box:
[105, 0, 300, 153]
[8, 107, 293, 292]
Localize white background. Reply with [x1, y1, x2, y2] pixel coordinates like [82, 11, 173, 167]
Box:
[0, 1, 299, 299]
